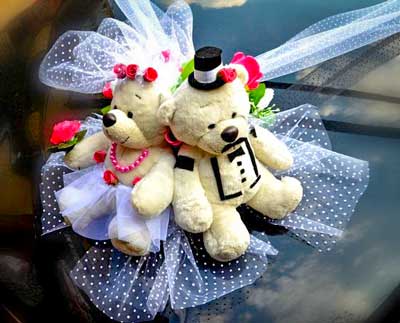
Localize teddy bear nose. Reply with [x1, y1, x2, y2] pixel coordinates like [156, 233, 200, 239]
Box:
[221, 126, 239, 143]
[103, 113, 116, 128]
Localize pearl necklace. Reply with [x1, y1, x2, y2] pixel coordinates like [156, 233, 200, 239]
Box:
[109, 142, 149, 173]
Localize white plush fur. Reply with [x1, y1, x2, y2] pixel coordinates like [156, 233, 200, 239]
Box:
[158, 69, 303, 262]
[61, 79, 174, 256]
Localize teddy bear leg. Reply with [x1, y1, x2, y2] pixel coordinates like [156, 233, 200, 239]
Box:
[203, 204, 250, 262]
[108, 216, 151, 256]
[247, 165, 303, 219]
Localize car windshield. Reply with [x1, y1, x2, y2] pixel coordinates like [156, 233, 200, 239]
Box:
[1, 1, 399, 323]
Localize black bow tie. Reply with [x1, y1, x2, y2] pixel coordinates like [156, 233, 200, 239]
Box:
[227, 146, 245, 162]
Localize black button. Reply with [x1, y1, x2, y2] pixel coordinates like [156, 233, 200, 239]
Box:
[241, 178, 247, 183]
[237, 161, 242, 166]
[240, 169, 245, 174]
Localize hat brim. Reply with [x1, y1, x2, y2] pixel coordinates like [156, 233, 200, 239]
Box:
[188, 72, 225, 90]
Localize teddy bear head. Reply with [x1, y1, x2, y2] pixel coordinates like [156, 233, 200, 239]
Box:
[158, 47, 251, 155]
[102, 78, 167, 149]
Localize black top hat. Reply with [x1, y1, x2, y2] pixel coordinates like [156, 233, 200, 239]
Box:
[188, 46, 225, 90]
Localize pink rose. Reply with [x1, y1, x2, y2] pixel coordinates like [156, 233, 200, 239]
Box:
[143, 67, 158, 82]
[126, 64, 139, 79]
[161, 49, 171, 62]
[93, 150, 107, 163]
[230, 52, 263, 90]
[50, 120, 81, 145]
[218, 67, 237, 83]
[113, 63, 126, 79]
[102, 82, 113, 99]
[103, 170, 118, 185]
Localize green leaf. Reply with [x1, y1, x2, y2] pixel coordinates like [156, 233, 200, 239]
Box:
[57, 137, 78, 149]
[250, 104, 280, 128]
[180, 58, 194, 81]
[248, 83, 266, 106]
[100, 105, 112, 115]
[170, 58, 195, 93]
[75, 129, 87, 143]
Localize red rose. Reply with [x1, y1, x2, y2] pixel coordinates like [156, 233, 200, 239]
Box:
[113, 63, 126, 79]
[161, 49, 170, 62]
[132, 176, 142, 185]
[218, 67, 237, 83]
[93, 150, 107, 163]
[143, 67, 158, 82]
[50, 120, 81, 145]
[126, 64, 139, 79]
[102, 82, 113, 99]
[103, 170, 118, 185]
[230, 52, 263, 90]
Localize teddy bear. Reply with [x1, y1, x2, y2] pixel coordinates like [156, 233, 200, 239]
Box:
[158, 47, 303, 262]
[57, 66, 175, 256]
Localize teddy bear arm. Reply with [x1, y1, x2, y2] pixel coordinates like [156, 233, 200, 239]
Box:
[64, 132, 110, 169]
[173, 145, 213, 233]
[249, 124, 293, 171]
[247, 163, 303, 219]
[131, 151, 175, 218]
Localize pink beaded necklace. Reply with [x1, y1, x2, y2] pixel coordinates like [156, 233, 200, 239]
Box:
[109, 142, 149, 173]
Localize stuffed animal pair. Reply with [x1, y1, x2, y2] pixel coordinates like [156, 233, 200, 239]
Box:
[62, 47, 303, 262]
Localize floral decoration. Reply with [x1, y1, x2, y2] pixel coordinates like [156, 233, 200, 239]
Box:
[93, 150, 107, 163]
[48, 120, 87, 152]
[230, 52, 263, 90]
[103, 169, 119, 185]
[218, 67, 237, 83]
[143, 67, 158, 82]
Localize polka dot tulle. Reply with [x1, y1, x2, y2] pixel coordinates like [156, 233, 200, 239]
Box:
[70, 225, 277, 322]
[40, 153, 69, 234]
[39, 1, 193, 94]
[258, 0, 400, 81]
[267, 105, 369, 251]
[40, 105, 369, 321]
[40, 116, 103, 234]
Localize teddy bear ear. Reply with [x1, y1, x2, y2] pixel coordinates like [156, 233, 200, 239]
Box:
[157, 98, 176, 126]
[231, 63, 249, 85]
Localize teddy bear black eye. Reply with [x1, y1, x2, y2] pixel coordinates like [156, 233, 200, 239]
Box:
[113, 105, 117, 109]
[232, 112, 237, 118]
[135, 94, 142, 99]
[127, 111, 133, 118]
[208, 124, 216, 130]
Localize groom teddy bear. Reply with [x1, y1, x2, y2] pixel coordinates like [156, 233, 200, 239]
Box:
[158, 47, 303, 262]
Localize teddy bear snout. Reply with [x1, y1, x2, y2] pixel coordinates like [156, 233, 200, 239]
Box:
[103, 113, 117, 128]
[221, 126, 239, 143]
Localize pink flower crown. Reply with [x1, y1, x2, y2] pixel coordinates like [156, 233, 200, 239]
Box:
[102, 63, 159, 99]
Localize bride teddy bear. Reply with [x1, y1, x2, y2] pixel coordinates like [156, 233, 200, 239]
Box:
[56, 64, 174, 256]
[158, 47, 303, 262]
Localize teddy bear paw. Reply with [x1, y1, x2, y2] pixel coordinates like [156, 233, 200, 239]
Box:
[269, 176, 303, 219]
[109, 222, 151, 257]
[203, 228, 250, 262]
[111, 237, 150, 256]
